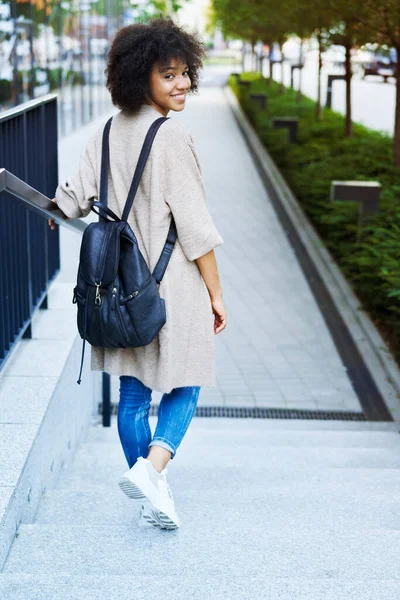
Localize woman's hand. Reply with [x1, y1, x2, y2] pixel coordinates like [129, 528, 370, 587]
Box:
[194, 250, 226, 334]
[48, 197, 70, 230]
[211, 295, 227, 335]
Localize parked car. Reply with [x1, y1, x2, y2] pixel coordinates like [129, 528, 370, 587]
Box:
[362, 54, 396, 82]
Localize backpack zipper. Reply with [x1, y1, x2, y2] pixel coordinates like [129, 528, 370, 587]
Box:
[111, 287, 117, 310]
[111, 286, 130, 343]
[120, 277, 152, 304]
[94, 226, 113, 304]
[95, 282, 102, 305]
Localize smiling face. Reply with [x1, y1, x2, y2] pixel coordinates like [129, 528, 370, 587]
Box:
[145, 57, 191, 116]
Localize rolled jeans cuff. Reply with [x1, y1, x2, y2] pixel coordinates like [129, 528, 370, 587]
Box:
[149, 438, 176, 459]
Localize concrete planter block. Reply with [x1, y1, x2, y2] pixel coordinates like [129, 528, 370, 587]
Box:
[249, 93, 267, 110]
[326, 74, 346, 108]
[272, 117, 299, 143]
[290, 64, 304, 88]
[331, 181, 381, 216]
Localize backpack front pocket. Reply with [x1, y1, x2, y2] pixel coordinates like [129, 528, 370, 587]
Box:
[121, 277, 166, 345]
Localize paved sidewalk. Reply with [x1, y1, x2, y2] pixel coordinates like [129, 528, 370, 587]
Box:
[177, 86, 361, 412]
[58, 82, 361, 413]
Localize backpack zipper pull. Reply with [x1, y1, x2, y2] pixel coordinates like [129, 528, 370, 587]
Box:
[95, 281, 102, 305]
[111, 287, 117, 310]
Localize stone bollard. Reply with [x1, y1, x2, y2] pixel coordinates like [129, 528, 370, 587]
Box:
[249, 93, 268, 110]
[331, 181, 381, 241]
[290, 64, 303, 89]
[326, 74, 346, 109]
[272, 117, 299, 143]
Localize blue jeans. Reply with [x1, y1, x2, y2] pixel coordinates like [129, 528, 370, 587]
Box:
[117, 375, 201, 468]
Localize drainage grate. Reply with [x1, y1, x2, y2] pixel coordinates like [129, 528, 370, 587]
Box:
[99, 403, 366, 421]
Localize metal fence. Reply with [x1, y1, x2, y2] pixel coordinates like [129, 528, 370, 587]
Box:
[0, 95, 60, 370]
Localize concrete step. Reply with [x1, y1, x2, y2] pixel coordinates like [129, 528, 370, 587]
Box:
[0, 574, 399, 600]
[65, 439, 400, 471]
[4, 524, 400, 579]
[34, 480, 400, 529]
[51, 462, 400, 495]
[87, 425, 400, 449]
[87, 419, 400, 444]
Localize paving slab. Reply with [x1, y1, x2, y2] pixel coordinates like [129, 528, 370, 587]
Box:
[0, 574, 398, 600]
[86, 421, 400, 449]
[33, 481, 400, 530]
[68, 437, 400, 470]
[4, 524, 400, 579]
[0, 376, 58, 424]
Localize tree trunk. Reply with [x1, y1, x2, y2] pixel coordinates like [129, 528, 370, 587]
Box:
[251, 42, 256, 71]
[279, 44, 285, 93]
[263, 41, 271, 81]
[296, 40, 303, 101]
[316, 33, 322, 119]
[344, 41, 352, 137]
[241, 42, 245, 72]
[394, 48, 400, 166]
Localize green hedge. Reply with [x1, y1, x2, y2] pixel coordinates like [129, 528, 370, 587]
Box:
[230, 73, 400, 361]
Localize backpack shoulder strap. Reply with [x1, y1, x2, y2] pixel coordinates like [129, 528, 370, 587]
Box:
[152, 217, 177, 284]
[123, 115, 178, 285]
[97, 114, 178, 285]
[99, 116, 113, 210]
[121, 116, 169, 222]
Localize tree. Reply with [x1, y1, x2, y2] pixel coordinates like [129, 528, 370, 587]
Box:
[212, 0, 259, 71]
[327, 1, 372, 137]
[212, 0, 290, 78]
[298, 2, 338, 118]
[130, 0, 187, 20]
[356, 1, 400, 165]
[314, 27, 332, 118]
[281, 0, 314, 101]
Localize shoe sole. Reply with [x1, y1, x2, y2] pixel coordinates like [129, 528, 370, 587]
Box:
[119, 477, 180, 530]
[141, 503, 179, 530]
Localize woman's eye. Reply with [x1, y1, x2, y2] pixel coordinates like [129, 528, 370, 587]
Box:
[165, 71, 189, 79]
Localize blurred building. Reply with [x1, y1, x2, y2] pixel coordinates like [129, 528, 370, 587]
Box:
[0, 0, 130, 135]
[177, 0, 209, 35]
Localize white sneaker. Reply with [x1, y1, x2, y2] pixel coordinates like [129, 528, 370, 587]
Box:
[118, 457, 180, 529]
[138, 504, 156, 528]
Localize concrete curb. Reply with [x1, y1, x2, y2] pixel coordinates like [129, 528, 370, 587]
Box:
[0, 321, 97, 569]
[224, 85, 400, 421]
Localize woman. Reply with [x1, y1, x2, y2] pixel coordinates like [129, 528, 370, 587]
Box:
[50, 17, 226, 530]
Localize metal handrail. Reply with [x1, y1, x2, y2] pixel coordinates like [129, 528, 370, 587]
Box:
[0, 94, 59, 124]
[0, 168, 87, 234]
[0, 168, 111, 427]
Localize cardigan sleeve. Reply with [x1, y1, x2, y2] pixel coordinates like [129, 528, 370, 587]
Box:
[163, 134, 224, 262]
[55, 136, 98, 219]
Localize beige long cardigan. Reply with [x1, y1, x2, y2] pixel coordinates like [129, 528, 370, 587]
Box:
[55, 103, 224, 393]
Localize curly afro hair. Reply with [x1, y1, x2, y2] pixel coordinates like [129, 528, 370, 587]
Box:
[106, 17, 206, 113]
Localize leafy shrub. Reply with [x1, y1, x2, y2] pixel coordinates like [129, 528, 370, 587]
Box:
[230, 73, 400, 361]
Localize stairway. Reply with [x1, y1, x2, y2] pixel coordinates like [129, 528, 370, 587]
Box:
[1, 417, 400, 599]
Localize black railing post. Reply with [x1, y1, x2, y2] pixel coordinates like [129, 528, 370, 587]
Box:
[102, 372, 111, 427]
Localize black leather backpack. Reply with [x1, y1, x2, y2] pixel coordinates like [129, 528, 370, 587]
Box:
[73, 115, 177, 384]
